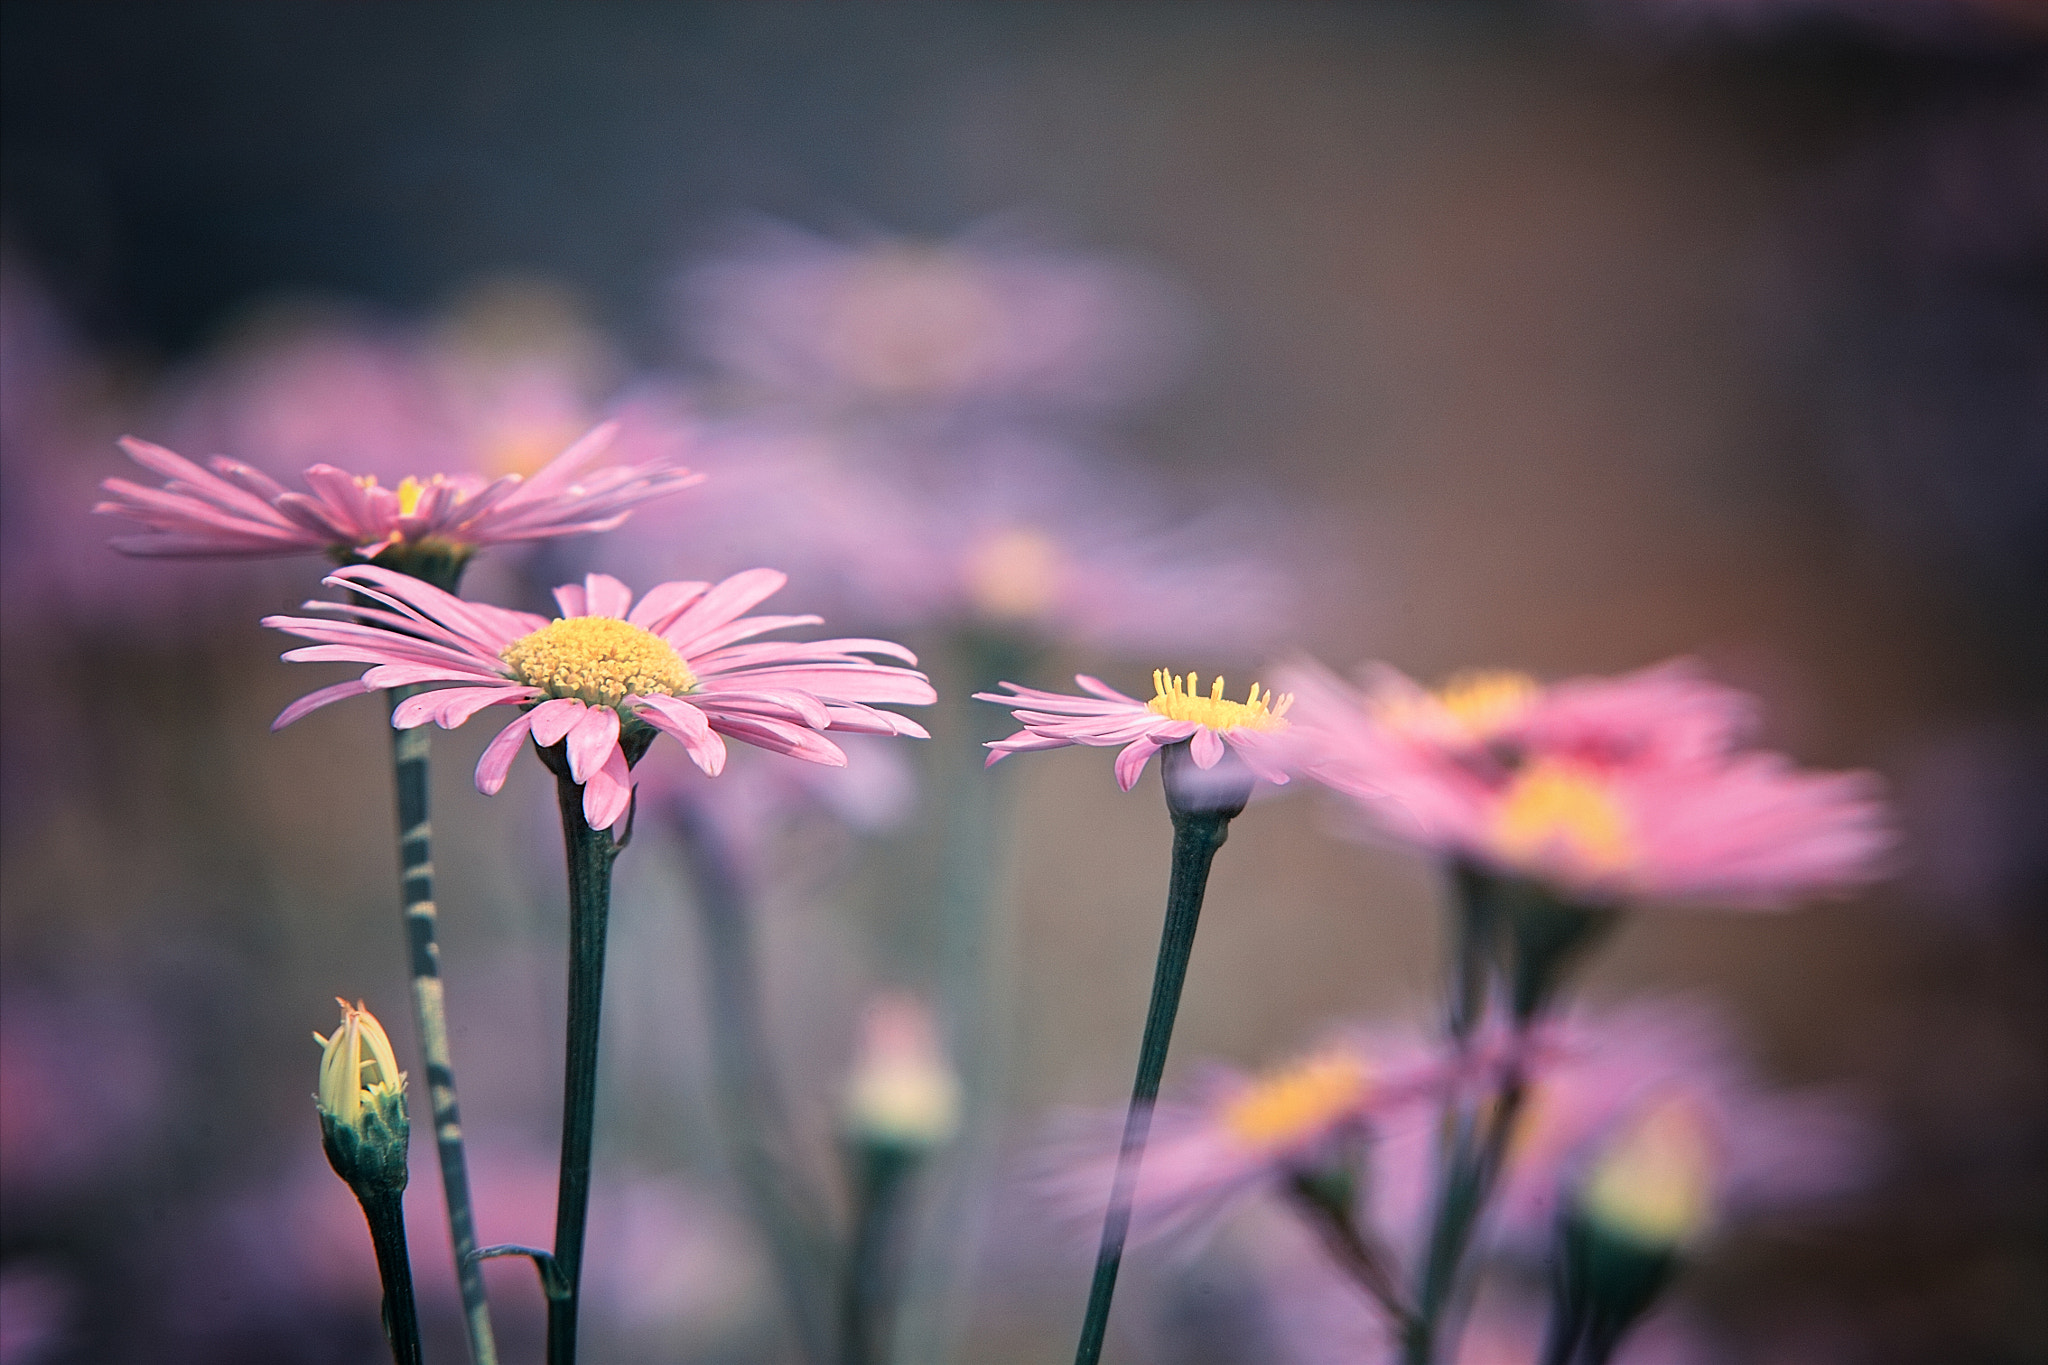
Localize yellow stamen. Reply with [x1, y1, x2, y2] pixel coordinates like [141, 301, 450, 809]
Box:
[1222, 1052, 1374, 1147]
[1146, 670, 1291, 732]
[1492, 760, 1634, 874]
[501, 617, 696, 708]
[354, 473, 442, 519]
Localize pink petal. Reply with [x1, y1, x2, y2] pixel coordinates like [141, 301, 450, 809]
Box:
[565, 706, 622, 784]
[580, 573, 634, 620]
[529, 697, 588, 747]
[1115, 738, 1163, 791]
[273, 679, 376, 730]
[1190, 727, 1226, 768]
[581, 746, 634, 830]
[392, 685, 535, 730]
[625, 579, 711, 633]
[553, 581, 588, 618]
[475, 712, 539, 795]
[659, 568, 789, 652]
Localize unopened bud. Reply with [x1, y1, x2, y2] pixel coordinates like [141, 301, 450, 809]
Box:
[314, 999, 409, 1196]
[1578, 1097, 1715, 1250]
[843, 996, 960, 1151]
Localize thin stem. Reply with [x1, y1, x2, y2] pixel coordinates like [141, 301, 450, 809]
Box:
[386, 691, 499, 1365]
[360, 1188, 426, 1365]
[839, 1145, 917, 1365]
[674, 805, 837, 1364]
[1404, 1055, 1530, 1365]
[547, 762, 622, 1365]
[1070, 805, 1233, 1365]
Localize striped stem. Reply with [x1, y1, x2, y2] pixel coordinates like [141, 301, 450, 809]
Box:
[388, 690, 498, 1365]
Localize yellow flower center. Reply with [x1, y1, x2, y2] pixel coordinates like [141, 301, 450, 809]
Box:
[1222, 1052, 1374, 1148]
[1378, 668, 1539, 741]
[501, 617, 696, 708]
[1492, 760, 1634, 874]
[1146, 671, 1291, 731]
[964, 527, 1065, 621]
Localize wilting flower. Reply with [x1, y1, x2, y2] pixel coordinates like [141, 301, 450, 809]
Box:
[1041, 1032, 1449, 1247]
[95, 420, 700, 565]
[265, 565, 935, 829]
[1368, 1001, 1873, 1257]
[979, 670, 1294, 792]
[1283, 660, 1891, 909]
[843, 996, 961, 1151]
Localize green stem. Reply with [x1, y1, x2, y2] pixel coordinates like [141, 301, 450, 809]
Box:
[387, 691, 499, 1365]
[673, 805, 837, 1364]
[840, 1144, 918, 1365]
[359, 1187, 426, 1365]
[1404, 1055, 1529, 1365]
[545, 758, 623, 1365]
[1070, 802, 1233, 1365]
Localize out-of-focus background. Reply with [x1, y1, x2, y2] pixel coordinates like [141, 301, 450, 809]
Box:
[2, 4, 2043, 1364]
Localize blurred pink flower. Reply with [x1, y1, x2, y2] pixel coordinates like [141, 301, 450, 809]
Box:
[265, 565, 935, 829]
[1368, 1002, 1875, 1258]
[679, 222, 1190, 412]
[97, 419, 700, 561]
[1039, 1030, 1450, 1249]
[597, 428, 1308, 655]
[979, 669, 1294, 792]
[1283, 660, 1892, 909]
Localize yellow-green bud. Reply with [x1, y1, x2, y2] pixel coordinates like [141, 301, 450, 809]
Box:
[843, 996, 959, 1152]
[1577, 1097, 1715, 1250]
[314, 998, 409, 1196]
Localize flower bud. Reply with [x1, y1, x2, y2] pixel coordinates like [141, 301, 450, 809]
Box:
[314, 999, 409, 1197]
[843, 996, 960, 1152]
[1577, 1097, 1715, 1251]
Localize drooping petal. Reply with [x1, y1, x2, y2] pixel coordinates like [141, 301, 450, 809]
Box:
[582, 745, 635, 830]
[1190, 727, 1226, 768]
[392, 684, 536, 730]
[565, 705, 622, 784]
[1115, 737, 1164, 791]
[475, 712, 540, 795]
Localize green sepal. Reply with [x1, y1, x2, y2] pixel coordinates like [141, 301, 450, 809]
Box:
[320, 1090, 411, 1199]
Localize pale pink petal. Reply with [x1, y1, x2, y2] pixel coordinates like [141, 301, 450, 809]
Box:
[553, 581, 589, 618]
[392, 685, 536, 730]
[565, 706, 622, 784]
[1115, 738, 1164, 791]
[580, 573, 635, 621]
[581, 746, 634, 830]
[625, 579, 712, 633]
[475, 712, 539, 795]
[1190, 727, 1226, 768]
[659, 568, 790, 652]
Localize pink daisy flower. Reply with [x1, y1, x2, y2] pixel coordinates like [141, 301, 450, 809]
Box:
[263, 565, 936, 830]
[1041, 1032, 1453, 1249]
[978, 669, 1294, 792]
[1282, 661, 1891, 909]
[95, 420, 701, 562]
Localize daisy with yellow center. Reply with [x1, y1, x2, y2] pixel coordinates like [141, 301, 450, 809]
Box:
[1374, 668, 1540, 746]
[265, 564, 935, 830]
[978, 669, 1293, 792]
[99, 419, 700, 563]
[1221, 1051, 1376, 1150]
[1491, 760, 1636, 879]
